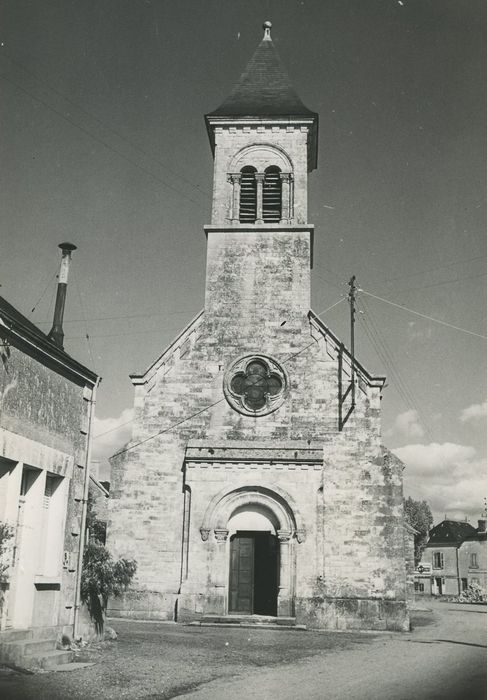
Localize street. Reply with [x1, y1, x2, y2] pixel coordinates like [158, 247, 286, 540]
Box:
[0, 601, 485, 700]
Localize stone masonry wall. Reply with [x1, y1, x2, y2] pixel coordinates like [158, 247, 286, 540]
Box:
[211, 125, 309, 225]
[0, 344, 93, 638]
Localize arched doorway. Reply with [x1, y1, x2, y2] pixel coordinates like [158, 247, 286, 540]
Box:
[227, 507, 279, 615]
[199, 485, 303, 618]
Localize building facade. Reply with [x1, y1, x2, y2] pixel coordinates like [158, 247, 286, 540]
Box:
[0, 265, 99, 667]
[109, 23, 409, 632]
[459, 519, 487, 591]
[415, 519, 478, 596]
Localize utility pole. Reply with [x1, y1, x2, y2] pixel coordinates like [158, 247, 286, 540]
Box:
[339, 275, 358, 430]
[348, 275, 357, 410]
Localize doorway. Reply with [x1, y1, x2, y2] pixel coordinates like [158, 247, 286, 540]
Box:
[229, 531, 278, 615]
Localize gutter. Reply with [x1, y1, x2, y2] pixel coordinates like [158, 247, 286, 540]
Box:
[73, 377, 99, 639]
[0, 315, 98, 385]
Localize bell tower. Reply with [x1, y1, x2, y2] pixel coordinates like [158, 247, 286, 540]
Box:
[204, 22, 318, 337]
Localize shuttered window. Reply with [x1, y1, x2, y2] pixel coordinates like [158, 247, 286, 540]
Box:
[239, 166, 257, 223]
[433, 552, 444, 569]
[263, 166, 282, 222]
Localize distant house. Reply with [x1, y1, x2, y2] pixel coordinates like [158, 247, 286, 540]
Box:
[0, 245, 100, 669]
[415, 519, 477, 596]
[458, 518, 487, 591]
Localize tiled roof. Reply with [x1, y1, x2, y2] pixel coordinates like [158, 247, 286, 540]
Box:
[0, 295, 98, 384]
[208, 33, 317, 119]
[426, 520, 477, 545]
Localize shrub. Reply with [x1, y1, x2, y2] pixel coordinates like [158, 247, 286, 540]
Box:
[458, 583, 485, 604]
[81, 541, 136, 633]
[0, 522, 13, 581]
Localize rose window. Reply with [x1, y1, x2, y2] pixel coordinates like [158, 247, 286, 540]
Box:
[224, 355, 288, 416]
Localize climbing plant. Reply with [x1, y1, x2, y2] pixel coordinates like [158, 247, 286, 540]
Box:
[0, 522, 13, 581]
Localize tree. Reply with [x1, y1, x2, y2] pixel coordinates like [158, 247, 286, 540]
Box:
[404, 497, 433, 566]
[85, 490, 107, 544]
[81, 541, 136, 634]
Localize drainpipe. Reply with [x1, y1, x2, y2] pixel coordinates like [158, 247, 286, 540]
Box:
[48, 242, 77, 349]
[73, 377, 99, 640]
[455, 546, 460, 595]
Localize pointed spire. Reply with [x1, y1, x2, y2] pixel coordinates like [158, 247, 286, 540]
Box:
[205, 22, 318, 171]
[207, 22, 317, 119]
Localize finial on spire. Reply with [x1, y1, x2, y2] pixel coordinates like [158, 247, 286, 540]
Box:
[263, 21, 272, 40]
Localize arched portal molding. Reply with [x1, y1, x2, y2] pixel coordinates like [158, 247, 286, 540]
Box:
[201, 482, 305, 540]
[229, 143, 293, 174]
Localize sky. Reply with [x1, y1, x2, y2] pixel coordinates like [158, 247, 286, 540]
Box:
[1, 0, 486, 524]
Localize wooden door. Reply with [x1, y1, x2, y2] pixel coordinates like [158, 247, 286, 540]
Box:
[229, 534, 254, 613]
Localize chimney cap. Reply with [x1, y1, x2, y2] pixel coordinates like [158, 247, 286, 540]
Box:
[59, 242, 77, 252]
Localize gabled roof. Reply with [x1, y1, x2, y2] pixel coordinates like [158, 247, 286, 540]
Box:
[205, 23, 318, 170]
[0, 295, 98, 386]
[426, 519, 477, 546]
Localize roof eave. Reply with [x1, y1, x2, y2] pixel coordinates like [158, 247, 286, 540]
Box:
[205, 113, 318, 171]
[0, 306, 99, 386]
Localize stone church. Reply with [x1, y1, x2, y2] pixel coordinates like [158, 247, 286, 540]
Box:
[109, 23, 409, 631]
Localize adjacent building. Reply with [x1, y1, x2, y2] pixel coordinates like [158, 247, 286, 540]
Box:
[459, 518, 487, 591]
[108, 22, 409, 632]
[415, 519, 483, 596]
[0, 245, 99, 669]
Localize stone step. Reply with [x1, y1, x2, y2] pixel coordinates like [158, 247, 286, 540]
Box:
[28, 650, 74, 671]
[195, 614, 303, 629]
[23, 638, 58, 656]
[0, 631, 60, 669]
[0, 628, 33, 643]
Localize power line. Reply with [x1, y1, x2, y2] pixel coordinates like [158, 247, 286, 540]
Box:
[314, 298, 346, 316]
[72, 273, 96, 370]
[65, 303, 346, 340]
[29, 266, 58, 314]
[35, 308, 200, 325]
[358, 296, 433, 442]
[395, 269, 487, 294]
[361, 289, 487, 341]
[112, 399, 225, 458]
[95, 298, 344, 444]
[382, 252, 487, 284]
[0, 73, 206, 210]
[0, 50, 211, 201]
[66, 327, 184, 340]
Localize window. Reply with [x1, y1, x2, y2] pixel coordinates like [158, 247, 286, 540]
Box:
[461, 578, 468, 591]
[38, 474, 64, 579]
[224, 354, 288, 417]
[262, 166, 282, 222]
[239, 166, 257, 222]
[470, 553, 479, 568]
[433, 552, 444, 569]
[230, 359, 283, 412]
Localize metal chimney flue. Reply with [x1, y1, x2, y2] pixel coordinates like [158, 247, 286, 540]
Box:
[48, 242, 77, 349]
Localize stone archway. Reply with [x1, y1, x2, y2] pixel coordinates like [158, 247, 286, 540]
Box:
[200, 485, 304, 617]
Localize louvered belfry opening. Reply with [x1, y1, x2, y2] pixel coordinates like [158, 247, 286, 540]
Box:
[239, 166, 257, 222]
[263, 166, 282, 223]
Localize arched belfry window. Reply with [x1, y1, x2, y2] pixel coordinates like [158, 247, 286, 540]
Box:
[263, 166, 282, 222]
[239, 166, 257, 223]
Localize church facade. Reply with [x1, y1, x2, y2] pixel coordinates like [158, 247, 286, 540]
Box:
[108, 23, 409, 632]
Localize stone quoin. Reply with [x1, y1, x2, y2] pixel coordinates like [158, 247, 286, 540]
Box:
[108, 22, 409, 631]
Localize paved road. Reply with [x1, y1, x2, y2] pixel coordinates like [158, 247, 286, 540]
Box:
[0, 601, 485, 699]
[179, 601, 487, 700]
